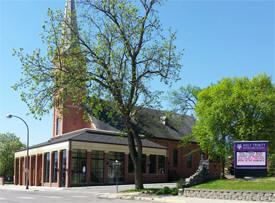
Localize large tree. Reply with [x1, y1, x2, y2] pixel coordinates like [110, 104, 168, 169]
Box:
[192, 74, 275, 178]
[13, 0, 183, 189]
[0, 133, 24, 178]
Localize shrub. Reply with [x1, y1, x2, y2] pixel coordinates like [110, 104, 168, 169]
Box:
[176, 178, 186, 188]
[155, 186, 178, 195]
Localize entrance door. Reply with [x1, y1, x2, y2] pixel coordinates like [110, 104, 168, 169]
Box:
[60, 150, 67, 187]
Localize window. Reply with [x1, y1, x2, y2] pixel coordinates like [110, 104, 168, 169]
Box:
[90, 151, 104, 183]
[128, 154, 134, 173]
[72, 149, 87, 184]
[173, 149, 178, 168]
[44, 152, 50, 182]
[158, 155, 165, 174]
[187, 152, 192, 168]
[56, 118, 60, 136]
[128, 154, 146, 173]
[60, 150, 66, 187]
[108, 152, 125, 183]
[52, 151, 58, 183]
[142, 154, 146, 173]
[149, 155, 156, 174]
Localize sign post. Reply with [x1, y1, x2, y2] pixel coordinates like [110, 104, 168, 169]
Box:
[234, 141, 268, 178]
[113, 160, 120, 193]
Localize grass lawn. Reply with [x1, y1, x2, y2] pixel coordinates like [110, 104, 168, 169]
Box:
[190, 177, 275, 191]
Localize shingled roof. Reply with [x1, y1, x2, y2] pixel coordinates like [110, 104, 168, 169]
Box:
[135, 108, 196, 141]
[87, 106, 196, 141]
[17, 128, 166, 152]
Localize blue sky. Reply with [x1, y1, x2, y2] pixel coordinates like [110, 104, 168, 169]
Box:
[0, 0, 274, 146]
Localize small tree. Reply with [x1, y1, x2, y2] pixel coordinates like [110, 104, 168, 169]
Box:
[170, 85, 201, 114]
[193, 74, 275, 178]
[169, 85, 201, 155]
[13, 0, 183, 189]
[0, 133, 24, 178]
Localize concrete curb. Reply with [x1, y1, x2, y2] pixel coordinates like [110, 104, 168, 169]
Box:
[97, 193, 186, 203]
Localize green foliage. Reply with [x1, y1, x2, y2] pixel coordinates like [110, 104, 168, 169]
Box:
[193, 74, 275, 163]
[176, 178, 186, 188]
[170, 85, 201, 114]
[0, 133, 25, 177]
[268, 154, 275, 177]
[13, 0, 183, 120]
[155, 187, 178, 195]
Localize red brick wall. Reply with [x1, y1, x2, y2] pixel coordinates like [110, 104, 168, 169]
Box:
[126, 173, 168, 184]
[148, 138, 220, 180]
[52, 101, 94, 138]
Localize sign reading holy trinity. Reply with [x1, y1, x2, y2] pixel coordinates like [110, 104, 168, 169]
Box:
[234, 141, 268, 177]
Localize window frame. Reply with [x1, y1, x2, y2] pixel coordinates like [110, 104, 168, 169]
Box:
[44, 152, 50, 182]
[52, 151, 58, 183]
[173, 149, 178, 168]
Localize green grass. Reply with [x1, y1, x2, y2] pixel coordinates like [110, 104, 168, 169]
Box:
[190, 177, 275, 191]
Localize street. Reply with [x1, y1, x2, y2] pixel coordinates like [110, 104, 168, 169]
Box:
[0, 189, 152, 203]
[0, 183, 176, 203]
[0, 183, 272, 203]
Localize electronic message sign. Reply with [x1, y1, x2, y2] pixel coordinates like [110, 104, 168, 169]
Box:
[234, 141, 268, 177]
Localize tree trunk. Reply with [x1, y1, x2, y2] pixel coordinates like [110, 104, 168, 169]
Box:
[126, 121, 144, 189]
[134, 153, 143, 189]
[220, 158, 225, 179]
[220, 134, 226, 179]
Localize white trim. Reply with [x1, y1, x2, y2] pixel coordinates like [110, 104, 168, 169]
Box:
[71, 141, 167, 156]
[15, 141, 69, 157]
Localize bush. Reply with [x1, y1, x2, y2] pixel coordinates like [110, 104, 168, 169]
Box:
[155, 186, 178, 195]
[176, 178, 186, 188]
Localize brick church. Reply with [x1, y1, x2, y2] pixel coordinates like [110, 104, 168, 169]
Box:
[14, 0, 220, 187]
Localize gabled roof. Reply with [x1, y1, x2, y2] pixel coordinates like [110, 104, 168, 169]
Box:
[17, 128, 166, 152]
[86, 106, 196, 141]
[135, 108, 196, 141]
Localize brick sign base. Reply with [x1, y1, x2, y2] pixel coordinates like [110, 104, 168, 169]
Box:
[0, 177, 4, 186]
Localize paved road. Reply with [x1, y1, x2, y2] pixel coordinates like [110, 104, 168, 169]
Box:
[0, 183, 176, 203]
[0, 183, 270, 203]
[0, 189, 153, 203]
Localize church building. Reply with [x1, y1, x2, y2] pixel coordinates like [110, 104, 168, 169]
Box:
[14, 0, 220, 187]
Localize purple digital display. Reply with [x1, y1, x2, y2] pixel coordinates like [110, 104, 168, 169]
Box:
[234, 141, 268, 169]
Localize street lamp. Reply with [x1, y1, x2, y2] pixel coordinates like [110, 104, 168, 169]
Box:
[6, 114, 29, 190]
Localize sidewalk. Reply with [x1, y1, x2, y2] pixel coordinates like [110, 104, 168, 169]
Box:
[0, 184, 64, 192]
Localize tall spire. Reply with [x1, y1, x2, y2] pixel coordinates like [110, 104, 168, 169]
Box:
[61, 0, 79, 52]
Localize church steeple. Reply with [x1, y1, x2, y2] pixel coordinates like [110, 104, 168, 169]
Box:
[61, 0, 79, 52]
[53, 0, 94, 138]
